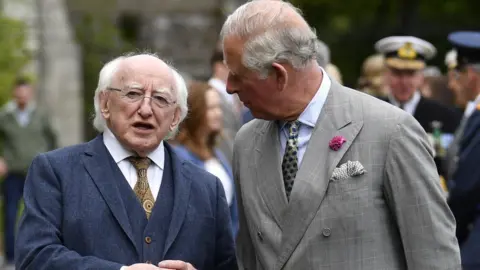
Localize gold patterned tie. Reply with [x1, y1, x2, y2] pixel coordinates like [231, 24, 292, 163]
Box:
[128, 157, 155, 219]
[281, 121, 300, 201]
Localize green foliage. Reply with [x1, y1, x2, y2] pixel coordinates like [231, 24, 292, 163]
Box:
[0, 15, 31, 106]
[74, 12, 135, 140]
[291, 0, 479, 87]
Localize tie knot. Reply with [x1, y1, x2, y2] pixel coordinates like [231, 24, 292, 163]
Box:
[128, 156, 151, 170]
[285, 120, 300, 136]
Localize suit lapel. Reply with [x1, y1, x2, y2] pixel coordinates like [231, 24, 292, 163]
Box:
[275, 81, 364, 270]
[163, 144, 192, 256]
[254, 121, 288, 228]
[81, 135, 139, 255]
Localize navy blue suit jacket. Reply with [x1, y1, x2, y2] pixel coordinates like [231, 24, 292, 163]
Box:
[15, 135, 237, 270]
[449, 109, 480, 269]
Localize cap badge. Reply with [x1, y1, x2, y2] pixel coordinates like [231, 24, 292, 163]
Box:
[398, 42, 417, 59]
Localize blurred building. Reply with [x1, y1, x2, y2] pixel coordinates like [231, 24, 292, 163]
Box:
[67, 0, 245, 80]
[2, 0, 83, 147]
[2, 0, 246, 144]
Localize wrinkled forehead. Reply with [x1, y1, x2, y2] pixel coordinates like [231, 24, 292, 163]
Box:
[114, 59, 176, 94]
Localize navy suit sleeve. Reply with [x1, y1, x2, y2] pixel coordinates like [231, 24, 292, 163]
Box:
[15, 154, 124, 270]
[449, 115, 480, 244]
[214, 177, 238, 270]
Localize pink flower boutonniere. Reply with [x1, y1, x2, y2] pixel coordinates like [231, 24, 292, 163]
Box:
[329, 136, 346, 151]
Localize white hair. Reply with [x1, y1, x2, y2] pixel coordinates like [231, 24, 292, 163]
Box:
[220, 0, 319, 78]
[92, 53, 189, 139]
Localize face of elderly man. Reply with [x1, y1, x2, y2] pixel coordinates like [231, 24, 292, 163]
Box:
[99, 55, 180, 156]
[222, 1, 316, 121]
[223, 36, 284, 120]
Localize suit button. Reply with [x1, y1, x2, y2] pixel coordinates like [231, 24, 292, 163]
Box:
[322, 228, 331, 237]
[257, 231, 263, 241]
[145, 260, 152, 264]
[145, 236, 152, 244]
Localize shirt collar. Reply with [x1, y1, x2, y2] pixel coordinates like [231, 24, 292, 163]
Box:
[4, 100, 36, 114]
[464, 94, 480, 118]
[388, 91, 421, 113]
[103, 128, 164, 169]
[279, 68, 331, 130]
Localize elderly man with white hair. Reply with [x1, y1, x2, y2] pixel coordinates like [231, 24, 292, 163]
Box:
[14, 53, 237, 270]
[222, 1, 461, 269]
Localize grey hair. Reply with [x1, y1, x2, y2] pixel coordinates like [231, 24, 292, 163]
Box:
[220, 0, 319, 78]
[92, 53, 189, 138]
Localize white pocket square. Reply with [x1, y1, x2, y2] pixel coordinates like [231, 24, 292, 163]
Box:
[330, 161, 366, 181]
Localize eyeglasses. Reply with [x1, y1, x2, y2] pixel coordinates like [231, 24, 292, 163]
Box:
[107, 87, 176, 108]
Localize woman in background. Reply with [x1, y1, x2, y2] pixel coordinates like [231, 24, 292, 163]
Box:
[172, 81, 238, 237]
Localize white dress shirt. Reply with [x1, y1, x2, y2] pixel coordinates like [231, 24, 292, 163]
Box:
[388, 90, 421, 115]
[204, 158, 234, 205]
[102, 128, 164, 200]
[4, 101, 35, 127]
[278, 68, 331, 165]
[463, 94, 480, 118]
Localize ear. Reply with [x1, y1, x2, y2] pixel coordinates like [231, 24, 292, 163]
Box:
[271, 63, 288, 91]
[169, 107, 182, 131]
[99, 91, 111, 120]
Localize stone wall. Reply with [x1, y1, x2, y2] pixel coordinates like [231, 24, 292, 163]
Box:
[36, 0, 83, 146]
[67, 0, 246, 80]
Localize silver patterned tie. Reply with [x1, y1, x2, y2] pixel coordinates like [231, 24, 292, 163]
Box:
[282, 121, 300, 201]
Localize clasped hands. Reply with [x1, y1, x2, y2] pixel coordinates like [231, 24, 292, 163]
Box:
[126, 260, 196, 270]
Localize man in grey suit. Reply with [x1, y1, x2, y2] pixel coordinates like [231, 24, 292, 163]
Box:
[221, 1, 461, 269]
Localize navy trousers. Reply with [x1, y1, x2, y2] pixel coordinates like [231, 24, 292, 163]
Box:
[3, 173, 25, 263]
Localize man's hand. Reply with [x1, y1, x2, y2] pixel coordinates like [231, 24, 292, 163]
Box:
[0, 158, 8, 177]
[158, 260, 196, 270]
[125, 263, 160, 270]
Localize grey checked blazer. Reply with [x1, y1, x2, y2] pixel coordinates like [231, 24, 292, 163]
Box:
[233, 79, 461, 270]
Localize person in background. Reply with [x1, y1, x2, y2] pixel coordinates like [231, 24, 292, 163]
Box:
[444, 35, 480, 185]
[325, 63, 343, 84]
[208, 48, 243, 163]
[172, 81, 238, 237]
[314, 39, 343, 84]
[357, 54, 388, 98]
[315, 39, 330, 68]
[446, 49, 469, 110]
[0, 78, 57, 269]
[445, 31, 480, 270]
[375, 36, 461, 135]
[420, 66, 441, 98]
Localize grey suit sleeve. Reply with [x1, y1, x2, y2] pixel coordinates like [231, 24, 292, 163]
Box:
[384, 115, 461, 269]
[233, 141, 257, 270]
[15, 154, 124, 270]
